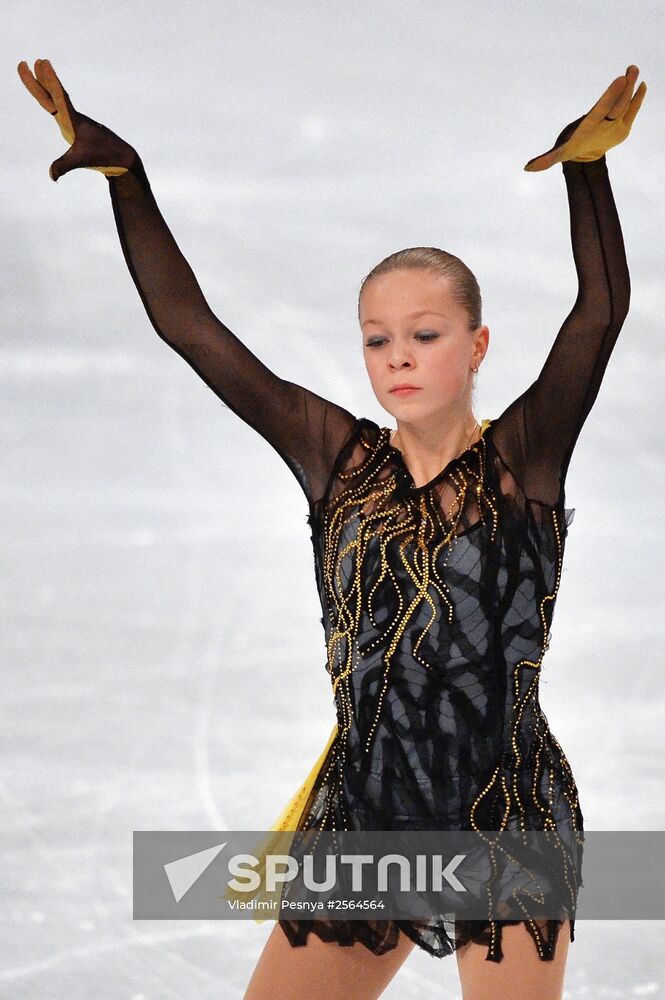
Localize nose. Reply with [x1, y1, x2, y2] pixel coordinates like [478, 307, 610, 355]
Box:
[389, 345, 414, 368]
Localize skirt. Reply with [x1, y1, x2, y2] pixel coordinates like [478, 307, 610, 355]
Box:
[237, 721, 577, 963]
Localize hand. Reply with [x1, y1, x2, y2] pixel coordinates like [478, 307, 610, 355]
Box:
[524, 65, 647, 172]
[17, 58, 137, 181]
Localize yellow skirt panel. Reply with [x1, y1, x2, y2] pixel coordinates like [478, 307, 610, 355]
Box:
[224, 721, 339, 922]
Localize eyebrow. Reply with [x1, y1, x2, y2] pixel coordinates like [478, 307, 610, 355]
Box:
[361, 310, 449, 328]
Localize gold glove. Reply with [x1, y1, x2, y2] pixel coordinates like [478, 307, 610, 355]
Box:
[17, 58, 135, 181]
[524, 64, 647, 172]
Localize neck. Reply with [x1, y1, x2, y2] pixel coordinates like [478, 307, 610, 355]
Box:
[391, 411, 480, 486]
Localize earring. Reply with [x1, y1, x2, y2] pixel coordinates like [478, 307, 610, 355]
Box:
[471, 364, 479, 373]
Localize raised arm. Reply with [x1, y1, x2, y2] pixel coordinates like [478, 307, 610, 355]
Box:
[104, 153, 357, 507]
[492, 65, 646, 507]
[18, 58, 357, 508]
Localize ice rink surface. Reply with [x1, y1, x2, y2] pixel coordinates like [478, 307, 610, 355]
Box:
[3, 0, 665, 996]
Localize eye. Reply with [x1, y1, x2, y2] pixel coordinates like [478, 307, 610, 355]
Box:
[364, 330, 440, 348]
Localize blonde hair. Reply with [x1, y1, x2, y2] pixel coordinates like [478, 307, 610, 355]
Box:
[357, 247, 482, 331]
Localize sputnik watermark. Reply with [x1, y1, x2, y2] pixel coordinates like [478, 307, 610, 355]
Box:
[133, 830, 665, 921]
[225, 851, 467, 894]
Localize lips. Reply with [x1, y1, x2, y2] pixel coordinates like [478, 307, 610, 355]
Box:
[390, 385, 421, 394]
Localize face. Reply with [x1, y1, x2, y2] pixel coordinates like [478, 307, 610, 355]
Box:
[359, 269, 489, 423]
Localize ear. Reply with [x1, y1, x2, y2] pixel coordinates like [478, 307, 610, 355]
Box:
[473, 324, 490, 364]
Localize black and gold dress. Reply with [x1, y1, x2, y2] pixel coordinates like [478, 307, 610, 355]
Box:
[106, 146, 630, 963]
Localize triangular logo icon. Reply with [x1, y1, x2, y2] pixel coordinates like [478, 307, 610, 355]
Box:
[164, 842, 227, 902]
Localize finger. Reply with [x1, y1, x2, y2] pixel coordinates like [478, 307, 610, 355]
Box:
[523, 158, 555, 172]
[49, 146, 79, 182]
[623, 80, 647, 128]
[35, 59, 68, 116]
[586, 75, 627, 124]
[33, 58, 55, 95]
[524, 146, 564, 172]
[35, 58, 76, 144]
[17, 60, 57, 113]
[624, 64, 640, 88]
[607, 65, 640, 120]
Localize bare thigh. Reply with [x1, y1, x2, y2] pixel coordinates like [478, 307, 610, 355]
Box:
[455, 919, 572, 1000]
[243, 922, 417, 1000]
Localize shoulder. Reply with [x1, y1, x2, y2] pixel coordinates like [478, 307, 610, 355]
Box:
[316, 417, 387, 511]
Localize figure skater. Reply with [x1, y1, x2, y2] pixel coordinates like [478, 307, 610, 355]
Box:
[18, 57, 646, 1000]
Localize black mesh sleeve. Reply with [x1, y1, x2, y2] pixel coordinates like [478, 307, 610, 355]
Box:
[106, 153, 357, 507]
[492, 152, 631, 507]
